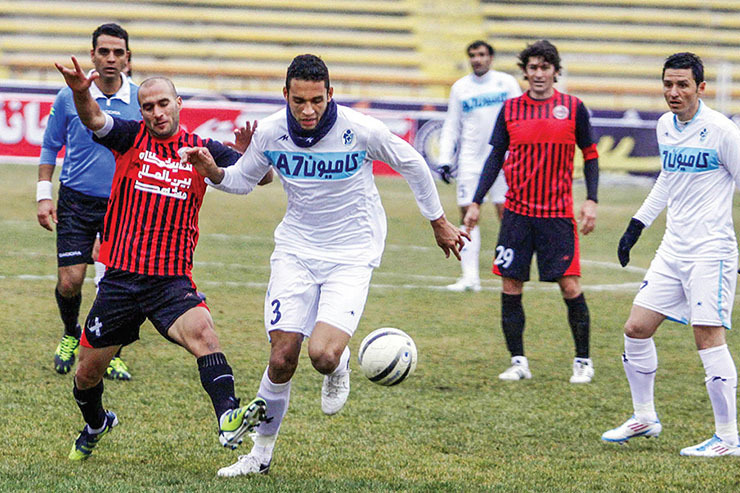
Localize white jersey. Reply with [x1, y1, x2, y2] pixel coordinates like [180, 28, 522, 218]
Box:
[634, 101, 740, 260]
[438, 70, 522, 179]
[209, 104, 444, 267]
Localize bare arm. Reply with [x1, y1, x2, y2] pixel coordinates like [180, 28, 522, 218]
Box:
[36, 164, 57, 231]
[54, 56, 106, 131]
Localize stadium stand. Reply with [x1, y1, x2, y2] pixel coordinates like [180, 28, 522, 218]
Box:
[2, 0, 740, 111]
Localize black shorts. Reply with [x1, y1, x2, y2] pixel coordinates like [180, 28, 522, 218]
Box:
[492, 209, 580, 282]
[81, 268, 208, 348]
[56, 185, 108, 267]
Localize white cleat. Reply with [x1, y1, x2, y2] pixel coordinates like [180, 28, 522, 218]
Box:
[445, 278, 481, 292]
[322, 369, 350, 415]
[601, 416, 662, 443]
[498, 359, 532, 381]
[570, 358, 594, 384]
[217, 453, 271, 477]
[680, 434, 740, 457]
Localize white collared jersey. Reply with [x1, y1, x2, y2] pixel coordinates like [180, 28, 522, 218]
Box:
[438, 70, 522, 179]
[634, 101, 740, 260]
[210, 104, 445, 267]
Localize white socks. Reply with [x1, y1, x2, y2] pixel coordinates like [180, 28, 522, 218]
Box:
[93, 261, 106, 289]
[699, 344, 738, 445]
[622, 335, 658, 423]
[255, 366, 291, 438]
[329, 346, 350, 376]
[459, 224, 480, 283]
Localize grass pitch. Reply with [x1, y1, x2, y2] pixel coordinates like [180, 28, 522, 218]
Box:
[1, 163, 739, 492]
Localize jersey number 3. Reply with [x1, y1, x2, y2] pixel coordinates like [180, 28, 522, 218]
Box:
[270, 299, 282, 325]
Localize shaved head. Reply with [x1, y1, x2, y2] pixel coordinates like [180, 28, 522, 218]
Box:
[138, 77, 177, 104]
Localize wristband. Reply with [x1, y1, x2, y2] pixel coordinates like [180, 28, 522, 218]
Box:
[36, 180, 53, 202]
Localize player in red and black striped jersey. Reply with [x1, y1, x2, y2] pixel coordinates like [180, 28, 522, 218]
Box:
[55, 57, 269, 462]
[465, 40, 599, 384]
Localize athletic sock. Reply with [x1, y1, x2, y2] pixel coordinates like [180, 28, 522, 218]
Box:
[255, 366, 291, 437]
[460, 224, 481, 283]
[623, 335, 658, 423]
[328, 346, 350, 376]
[501, 293, 525, 357]
[699, 344, 739, 446]
[93, 261, 106, 288]
[564, 293, 590, 359]
[251, 431, 278, 463]
[55, 288, 81, 338]
[73, 379, 106, 429]
[197, 352, 238, 421]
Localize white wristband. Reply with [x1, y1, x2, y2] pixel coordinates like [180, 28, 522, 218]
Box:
[36, 180, 53, 202]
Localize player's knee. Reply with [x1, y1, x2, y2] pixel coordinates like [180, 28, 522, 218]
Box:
[268, 348, 299, 380]
[623, 319, 648, 339]
[57, 277, 82, 297]
[75, 359, 105, 389]
[308, 346, 342, 375]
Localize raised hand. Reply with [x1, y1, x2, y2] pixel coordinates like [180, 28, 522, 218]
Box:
[228, 120, 258, 154]
[55, 56, 98, 93]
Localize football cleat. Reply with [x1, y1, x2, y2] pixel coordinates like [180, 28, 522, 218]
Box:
[54, 334, 80, 375]
[498, 358, 532, 381]
[322, 369, 351, 415]
[680, 434, 740, 457]
[104, 356, 131, 381]
[601, 415, 662, 443]
[219, 398, 267, 449]
[570, 358, 595, 384]
[69, 410, 118, 460]
[445, 278, 481, 293]
[217, 453, 271, 477]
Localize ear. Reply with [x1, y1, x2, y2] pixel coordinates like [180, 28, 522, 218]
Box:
[283, 86, 289, 101]
[698, 81, 707, 94]
[327, 87, 334, 101]
[176, 96, 183, 109]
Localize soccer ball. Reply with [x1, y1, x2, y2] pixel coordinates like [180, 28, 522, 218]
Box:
[358, 327, 417, 386]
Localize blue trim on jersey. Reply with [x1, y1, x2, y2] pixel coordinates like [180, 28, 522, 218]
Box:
[659, 144, 719, 173]
[40, 84, 140, 198]
[264, 150, 366, 180]
[717, 259, 728, 329]
[666, 315, 689, 325]
[672, 100, 703, 132]
[461, 91, 510, 113]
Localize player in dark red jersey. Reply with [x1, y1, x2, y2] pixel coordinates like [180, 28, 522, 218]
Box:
[55, 57, 269, 461]
[464, 40, 600, 384]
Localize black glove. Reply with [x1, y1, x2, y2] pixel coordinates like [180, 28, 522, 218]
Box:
[438, 165, 453, 184]
[617, 218, 645, 267]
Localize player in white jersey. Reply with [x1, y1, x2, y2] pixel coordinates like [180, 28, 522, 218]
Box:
[438, 40, 522, 292]
[184, 54, 468, 475]
[602, 53, 740, 457]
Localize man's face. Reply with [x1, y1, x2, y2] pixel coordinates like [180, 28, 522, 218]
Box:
[139, 80, 182, 139]
[663, 68, 705, 120]
[468, 46, 492, 77]
[91, 34, 128, 83]
[523, 56, 557, 98]
[283, 79, 333, 130]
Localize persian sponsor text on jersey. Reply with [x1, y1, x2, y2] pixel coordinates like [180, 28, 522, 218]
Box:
[461, 91, 510, 113]
[659, 144, 719, 173]
[264, 150, 367, 180]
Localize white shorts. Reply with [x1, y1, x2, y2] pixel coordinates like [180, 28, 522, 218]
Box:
[457, 170, 507, 207]
[263, 251, 373, 338]
[633, 253, 737, 329]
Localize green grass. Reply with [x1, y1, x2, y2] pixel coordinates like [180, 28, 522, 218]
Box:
[1, 164, 739, 492]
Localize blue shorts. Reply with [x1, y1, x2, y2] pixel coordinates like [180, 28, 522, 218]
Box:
[492, 209, 580, 282]
[81, 268, 207, 348]
[56, 185, 108, 267]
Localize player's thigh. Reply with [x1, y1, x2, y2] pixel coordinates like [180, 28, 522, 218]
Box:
[57, 263, 88, 293]
[264, 252, 321, 338]
[166, 306, 219, 357]
[315, 263, 373, 338]
[56, 186, 105, 267]
[139, 273, 209, 344]
[82, 269, 147, 349]
[633, 254, 690, 325]
[533, 217, 579, 282]
[493, 210, 534, 281]
[687, 258, 737, 329]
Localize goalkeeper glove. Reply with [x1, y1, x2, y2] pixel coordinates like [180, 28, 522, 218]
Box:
[438, 165, 453, 184]
[617, 218, 645, 267]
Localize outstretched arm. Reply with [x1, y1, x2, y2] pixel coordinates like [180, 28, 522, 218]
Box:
[54, 56, 106, 131]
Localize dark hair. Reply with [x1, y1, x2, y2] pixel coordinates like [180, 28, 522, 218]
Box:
[517, 40, 561, 73]
[286, 54, 330, 91]
[92, 23, 129, 51]
[467, 40, 494, 57]
[663, 52, 704, 84]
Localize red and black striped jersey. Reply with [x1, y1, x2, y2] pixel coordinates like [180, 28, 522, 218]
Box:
[487, 89, 598, 218]
[93, 118, 240, 276]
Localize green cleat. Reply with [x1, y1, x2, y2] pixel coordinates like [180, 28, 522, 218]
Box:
[105, 356, 131, 381]
[218, 398, 267, 449]
[54, 334, 80, 375]
[69, 410, 118, 461]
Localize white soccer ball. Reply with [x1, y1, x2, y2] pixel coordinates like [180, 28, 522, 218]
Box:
[358, 327, 417, 386]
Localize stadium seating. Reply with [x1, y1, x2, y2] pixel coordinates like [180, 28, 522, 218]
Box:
[2, 0, 740, 112]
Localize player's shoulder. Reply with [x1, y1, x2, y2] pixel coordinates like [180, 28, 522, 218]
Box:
[698, 103, 737, 131]
[337, 104, 384, 130]
[253, 109, 288, 139]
